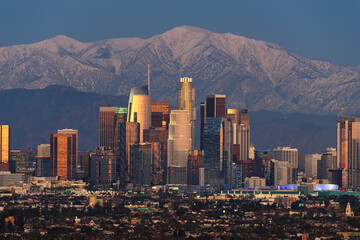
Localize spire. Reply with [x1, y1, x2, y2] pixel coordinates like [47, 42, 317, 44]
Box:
[148, 64, 150, 94]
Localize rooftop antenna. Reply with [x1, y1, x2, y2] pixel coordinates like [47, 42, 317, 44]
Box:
[147, 64, 150, 94]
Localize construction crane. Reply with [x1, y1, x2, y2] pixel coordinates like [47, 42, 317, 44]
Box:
[331, 104, 360, 119]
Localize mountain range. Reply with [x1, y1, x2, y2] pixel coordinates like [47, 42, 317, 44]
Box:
[1, 26, 359, 114]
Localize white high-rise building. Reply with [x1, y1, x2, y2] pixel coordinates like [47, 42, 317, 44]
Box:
[177, 77, 196, 150]
[167, 110, 192, 184]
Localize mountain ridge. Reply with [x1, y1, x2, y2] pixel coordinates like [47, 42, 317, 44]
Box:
[0, 26, 359, 113]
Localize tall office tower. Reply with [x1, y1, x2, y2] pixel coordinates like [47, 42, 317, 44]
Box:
[58, 129, 78, 167]
[227, 109, 250, 160]
[270, 160, 290, 186]
[337, 117, 360, 187]
[187, 150, 204, 185]
[304, 153, 321, 179]
[113, 107, 128, 157]
[177, 77, 196, 150]
[130, 142, 152, 186]
[9, 150, 27, 173]
[227, 109, 250, 126]
[37, 144, 50, 157]
[200, 102, 206, 150]
[36, 143, 51, 177]
[319, 148, 337, 180]
[127, 85, 151, 142]
[203, 117, 233, 188]
[99, 107, 118, 148]
[0, 125, 10, 170]
[50, 131, 77, 180]
[273, 147, 298, 169]
[89, 147, 117, 185]
[116, 122, 140, 187]
[206, 94, 226, 118]
[80, 155, 90, 178]
[200, 94, 226, 150]
[253, 149, 272, 183]
[167, 110, 192, 184]
[143, 127, 168, 184]
[151, 102, 170, 128]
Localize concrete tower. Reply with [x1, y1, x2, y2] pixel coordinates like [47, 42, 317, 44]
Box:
[167, 110, 192, 184]
[177, 77, 196, 150]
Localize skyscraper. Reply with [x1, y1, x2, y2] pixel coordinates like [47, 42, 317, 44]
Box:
[206, 94, 226, 118]
[304, 153, 321, 179]
[203, 117, 233, 188]
[200, 94, 226, 150]
[50, 131, 77, 180]
[99, 106, 118, 148]
[57, 129, 78, 167]
[130, 142, 152, 187]
[89, 147, 117, 185]
[273, 147, 298, 169]
[187, 150, 204, 185]
[127, 85, 151, 142]
[167, 110, 192, 184]
[0, 125, 10, 170]
[227, 109, 250, 161]
[337, 117, 360, 187]
[177, 77, 196, 150]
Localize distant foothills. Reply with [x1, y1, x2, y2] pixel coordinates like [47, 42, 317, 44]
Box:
[0, 26, 359, 114]
[0, 86, 337, 154]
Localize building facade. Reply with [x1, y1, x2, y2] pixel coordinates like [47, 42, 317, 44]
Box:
[203, 117, 233, 188]
[50, 131, 77, 180]
[167, 110, 192, 184]
[177, 77, 196, 150]
[0, 125, 10, 169]
[127, 85, 151, 142]
[273, 147, 299, 169]
[99, 106, 118, 148]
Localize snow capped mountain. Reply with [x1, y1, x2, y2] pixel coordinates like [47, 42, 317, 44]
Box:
[0, 25, 359, 113]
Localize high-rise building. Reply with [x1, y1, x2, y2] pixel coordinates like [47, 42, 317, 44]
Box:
[227, 109, 250, 161]
[50, 131, 77, 180]
[253, 149, 272, 183]
[57, 129, 78, 167]
[89, 147, 117, 185]
[206, 94, 226, 118]
[177, 77, 196, 150]
[203, 117, 233, 188]
[80, 155, 90, 178]
[200, 95, 226, 150]
[143, 127, 168, 184]
[200, 102, 206, 150]
[9, 150, 27, 173]
[37, 144, 50, 157]
[99, 106, 118, 148]
[36, 143, 51, 177]
[0, 125, 10, 170]
[270, 160, 290, 186]
[130, 142, 152, 187]
[319, 148, 337, 180]
[167, 110, 192, 184]
[127, 85, 151, 142]
[304, 153, 321, 179]
[113, 107, 128, 157]
[337, 117, 360, 188]
[187, 150, 204, 185]
[273, 147, 298, 169]
[151, 102, 170, 128]
[115, 121, 140, 187]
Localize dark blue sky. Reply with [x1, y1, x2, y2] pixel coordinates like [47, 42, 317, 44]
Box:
[1, 0, 359, 66]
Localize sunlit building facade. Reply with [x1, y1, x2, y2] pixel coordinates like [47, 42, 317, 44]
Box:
[127, 85, 151, 142]
[177, 77, 196, 150]
[167, 110, 192, 184]
[50, 131, 77, 180]
[99, 106, 118, 148]
[0, 125, 10, 165]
